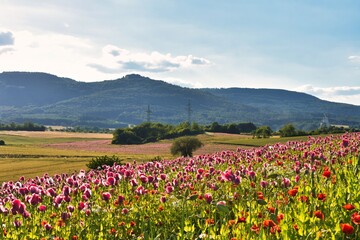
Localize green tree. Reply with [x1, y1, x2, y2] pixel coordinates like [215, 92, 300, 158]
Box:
[171, 136, 203, 157]
[279, 124, 297, 137]
[254, 126, 273, 138]
[0, 140, 5, 145]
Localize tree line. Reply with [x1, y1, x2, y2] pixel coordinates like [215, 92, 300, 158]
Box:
[0, 122, 46, 131]
[112, 122, 257, 145]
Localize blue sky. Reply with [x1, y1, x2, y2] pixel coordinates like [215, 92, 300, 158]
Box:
[1, 0, 360, 104]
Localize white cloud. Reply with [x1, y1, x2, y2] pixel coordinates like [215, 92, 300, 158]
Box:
[88, 45, 211, 73]
[163, 77, 203, 88]
[348, 55, 360, 63]
[297, 85, 360, 105]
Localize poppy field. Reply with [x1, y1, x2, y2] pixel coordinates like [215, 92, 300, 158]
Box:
[0, 133, 359, 239]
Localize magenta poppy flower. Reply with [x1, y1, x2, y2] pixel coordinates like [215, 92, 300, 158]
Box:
[165, 185, 174, 194]
[107, 177, 116, 186]
[102, 192, 111, 201]
[204, 193, 212, 204]
[38, 205, 47, 212]
[121, 208, 129, 215]
[78, 201, 86, 210]
[217, 201, 226, 206]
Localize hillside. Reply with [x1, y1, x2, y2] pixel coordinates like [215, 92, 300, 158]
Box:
[0, 71, 359, 130]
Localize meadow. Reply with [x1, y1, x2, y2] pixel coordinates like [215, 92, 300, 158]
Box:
[0, 131, 359, 239]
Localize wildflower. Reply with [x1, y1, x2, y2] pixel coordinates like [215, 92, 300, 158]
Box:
[351, 212, 360, 225]
[270, 225, 281, 234]
[340, 223, 354, 234]
[250, 224, 260, 234]
[78, 202, 85, 210]
[122, 208, 129, 215]
[205, 219, 214, 225]
[299, 195, 309, 203]
[160, 196, 166, 203]
[67, 205, 75, 212]
[13, 220, 22, 228]
[109, 228, 116, 235]
[216, 201, 226, 206]
[117, 195, 125, 205]
[314, 210, 324, 220]
[282, 178, 291, 188]
[204, 193, 212, 204]
[165, 185, 174, 194]
[341, 138, 349, 147]
[288, 188, 298, 197]
[107, 177, 116, 186]
[228, 220, 236, 226]
[322, 170, 331, 178]
[237, 216, 246, 223]
[260, 180, 269, 188]
[263, 219, 276, 228]
[38, 205, 46, 212]
[343, 204, 355, 211]
[268, 207, 276, 214]
[277, 213, 284, 224]
[44, 223, 52, 231]
[317, 193, 326, 201]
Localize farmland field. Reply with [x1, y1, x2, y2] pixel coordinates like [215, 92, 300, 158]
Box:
[0, 131, 251, 182]
[0, 131, 359, 239]
[0, 131, 337, 182]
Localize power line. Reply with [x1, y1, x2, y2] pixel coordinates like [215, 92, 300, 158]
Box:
[187, 100, 192, 123]
[146, 105, 152, 122]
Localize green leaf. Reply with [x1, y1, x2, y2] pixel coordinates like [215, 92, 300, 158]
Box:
[267, 173, 280, 179]
[188, 194, 198, 201]
[257, 199, 267, 205]
[217, 204, 230, 213]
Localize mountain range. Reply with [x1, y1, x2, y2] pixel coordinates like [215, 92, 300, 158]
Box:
[0, 71, 359, 130]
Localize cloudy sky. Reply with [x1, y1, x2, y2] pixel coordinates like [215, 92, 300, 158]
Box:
[1, 0, 360, 105]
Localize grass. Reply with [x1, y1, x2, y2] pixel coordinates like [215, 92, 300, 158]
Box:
[0, 131, 328, 182]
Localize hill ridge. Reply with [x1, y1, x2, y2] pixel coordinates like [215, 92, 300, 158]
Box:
[0, 71, 359, 130]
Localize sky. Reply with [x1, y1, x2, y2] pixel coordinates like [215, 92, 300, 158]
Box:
[0, 0, 360, 105]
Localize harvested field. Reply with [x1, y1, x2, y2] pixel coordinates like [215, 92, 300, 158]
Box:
[0, 130, 112, 139]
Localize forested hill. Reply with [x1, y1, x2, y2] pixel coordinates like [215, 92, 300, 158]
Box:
[0, 71, 359, 130]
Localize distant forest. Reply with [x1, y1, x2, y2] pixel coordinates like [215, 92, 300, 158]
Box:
[0, 122, 46, 131]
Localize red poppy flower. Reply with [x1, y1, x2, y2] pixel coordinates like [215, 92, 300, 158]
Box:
[263, 219, 277, 228]
[250, 224, 260, 234]
[322, 170, 331, 178]
[228, 220, 236, 226]
[314, 210, 324, 220]
[340, 223, 354, 234]
[343, 204, 355, 211]
[351, 212, 360, 225]
[270, 225, 281, 234]
[268, 207, 276, 213]
[288, 188, 298, 197]
[277, 213, 284, 224]
[205, 218, 214, 225]
[293, 224, 299, 231]
[299, 195, 309, 203]
[317, 193, 326, 201]
[237, 216, 246, 223]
